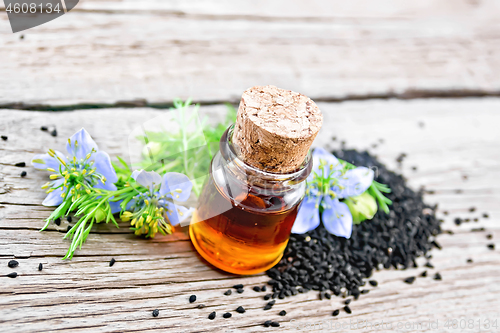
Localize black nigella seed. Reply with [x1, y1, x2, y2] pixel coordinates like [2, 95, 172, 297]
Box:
[467, 259, 473, 263]
[369, 280, 378, 287]
[271, 322, 280, 327]
[261, 285, 267, 292]
[487, 234, 493, 240]
[454, 218, 462, 226]
[469, 207, 476, 212]
[253, 286, 261, 292]
[109, 258, 116, 267]
[236, 288, 244, 294]
[224, 289, 232, 296]
[464, 218, 470, 222]
[197, 304, 206, 309]
[152, 309, 159, 317]
[1, 136, 7, 141]
[345, 299, 351, 305]
[15, 162, 26, 167]
[264, 320, 272, 327]
[332, 309, 340, 316]
[487, 244, 495, 250]
[268, 300, 276, 306]
[233, 284, 244, 289]
[7, 272, 17, 278]
[483, 213, 489, 218]
[236, 306, 245, 314]
[471, 228, 485, 232]
[67, 216, 72, 223]
[264, 294, 271, 300]
[434, 273, 442, 281]
[223, 312, 232, 319]
[420, 271, 428, 277]
[208, 311, 216, 320]
[50, 129, 57, 137]
[344, 306, 352, 314]
[264, 304, 272, 311]
[8, 260, 19, 268]
[425, 262, 434, 269]
[189, 295, 196, 303]
[404, 277, 416, 284]
[54, 218, 61, 226]
[38, 263, 43, 271]
[473, 218, 479, 222]
[443, 211, 449, 215]
[41, 126, 48, 131]
[360, 289, 369, 294]
[66, 226, 71, 232]
[279, 310, 286, 316]
[432, 240, 442, 250]
[20, 171, 27, 177]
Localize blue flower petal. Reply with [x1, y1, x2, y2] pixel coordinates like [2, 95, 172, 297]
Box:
[94, 181, 117, 191]
[334, 167, 374, 198]
[291, 196, 321, 234]
[41, 179, 65, 206]
[164, 202, 192, 226]
[31, 151, 67, 171]
[108, 200, 122, 214]
[131, 169, 162, 192]
[321, 196, 353, 238]
[91, 151, 118, 184]
[159, 172, 193, 202]
[310, 147, 343, 181]
[66, 128, 99, 160]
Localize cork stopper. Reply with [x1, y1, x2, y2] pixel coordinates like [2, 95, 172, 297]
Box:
[232, 85, 323, 173]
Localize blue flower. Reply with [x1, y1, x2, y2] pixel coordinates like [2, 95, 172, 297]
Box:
[291, 148, 374, 238]
[123, 169, 193, 237]
[31, 128, 118, 208]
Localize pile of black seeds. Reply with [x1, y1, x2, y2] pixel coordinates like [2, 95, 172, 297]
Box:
[266, 149, 442, 303]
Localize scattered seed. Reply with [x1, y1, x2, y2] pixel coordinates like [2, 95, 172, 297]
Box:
[464, 218, 470, 222]
[233, 284, 244, 289]
[332, 309, 340, 316]
[224, 289, 232, 296]
[443, 211, 449, 215]
[253, 286, 261, 292]
[404, 277, 416, 284]
[471, 228, 485, 232]
[189, 295, 197, 303]
[431, 240, 442, 250]
[8, 260, 19, 268]
[41, 126, 48, 131]
[264, 320, 272, 327]
[236, 288, 244, 294]
[109, 258, 116, 267]
[208, 311, 216, 320]
[454, 218, 462, 226]
[487, 244, 495, 250]
[197, 304, 206, 309]
[324, 292, 331, 299]
[20, 171, 27, 177]
[469, 207, 476, 212]
[264, 304, 272, 311]
[345, 299, 351, 305]
[261, 285, 267, 292]
[15, 162, 26, 167]
[483, 213, 489, 218]
[263, 294, 271, 300]
[420, 271, 427, 277]
[487, 234, 493, 240]
[360, 289, 369, 294]
[369, 280, 378, 287]
[236, 306, 245, 314]
[1, 136, 7, 141]
[223, 312, 232, 318]
[344, 306, 352, 314]
[67, 216, 72, 223]
[411, 166, 417, 171]
[7, 272, 17, 278]
[50, 129, 57, 137]
[38, 263, 43, 271]
[455, 189, 463, 194]
[152, 309, 159, 317]
[434, 273, 442, 281]
[54, 218, 61, 226]
[466, 259, 473, 263]
[271, 322, 280, 327]
[279, 310, 286, 316]
[425, 262, 434, 269]
[66, 226, 71, 232]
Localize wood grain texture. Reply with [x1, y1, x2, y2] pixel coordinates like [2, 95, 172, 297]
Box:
[0, 98, 499, 332]
[1, 0, 500, 105]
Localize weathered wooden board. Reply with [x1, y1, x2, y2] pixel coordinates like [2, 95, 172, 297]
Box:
[1, 0, 500, 105]
[0, 98, 499, 332]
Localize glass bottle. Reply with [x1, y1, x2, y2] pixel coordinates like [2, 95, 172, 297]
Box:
[189, 124, 312, 275]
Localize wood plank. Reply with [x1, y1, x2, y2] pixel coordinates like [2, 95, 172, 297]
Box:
[1, 0, 500, 105]
[1, 98, 500, 332]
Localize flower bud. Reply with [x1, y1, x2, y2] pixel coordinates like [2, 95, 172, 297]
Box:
[345, 192, 377, 224]
[94, 208, 106, 223]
